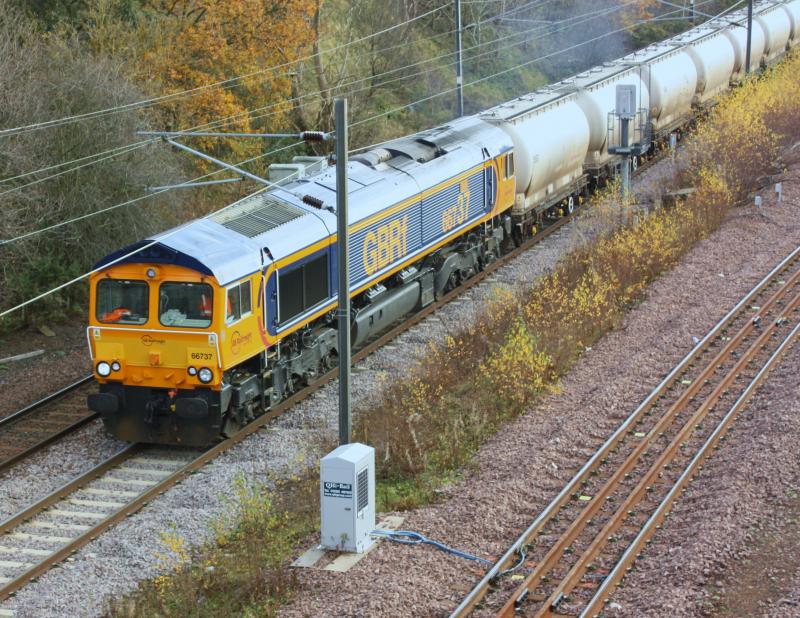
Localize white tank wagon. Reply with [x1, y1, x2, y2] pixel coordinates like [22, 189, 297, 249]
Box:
[782, 0, 800, 44]
[723, 15, 766, 80]
[756, 2, 792, 62]
[572, 64, 651, 175]
[677, 27, 737, 103]
[481, 91, 591, 227]
[622, 45, 698, 134]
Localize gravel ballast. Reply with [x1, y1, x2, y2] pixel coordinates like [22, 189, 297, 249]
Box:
[0, 202, 588, 617]
[278, 186, 800, 615]
[610, 343, 800, 617]
[0, 167, 797, 616]
[0, 321, 90, 420]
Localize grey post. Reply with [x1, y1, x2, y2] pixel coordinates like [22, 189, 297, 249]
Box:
[455, 0, 464, 117]
[615, 84, 635, 197]
[745, 0, 753, 74]
[335, 98, 351, 445]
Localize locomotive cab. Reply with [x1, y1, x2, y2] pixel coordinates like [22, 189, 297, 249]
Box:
[87, 259, 263, 446]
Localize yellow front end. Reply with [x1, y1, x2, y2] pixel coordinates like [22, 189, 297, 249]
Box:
[88, 263, 223, 389]
[87, 263, 230, 445]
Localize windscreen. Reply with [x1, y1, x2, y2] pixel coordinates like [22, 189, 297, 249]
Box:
[159, 282, 213, 328]
[96, 279, 149, 324]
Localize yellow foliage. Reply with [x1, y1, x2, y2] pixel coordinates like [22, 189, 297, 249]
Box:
[153, 530, 189, 596]
[140, 0, 317, 158]
[356, 48, 800, 484]
[480, 319, 556, 409]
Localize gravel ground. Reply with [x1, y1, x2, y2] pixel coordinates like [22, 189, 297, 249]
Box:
[610, 339, 800, 617]
[276, 182, 800, 615]
[0, 320, 91, 419]
[0, 191, 593, 616]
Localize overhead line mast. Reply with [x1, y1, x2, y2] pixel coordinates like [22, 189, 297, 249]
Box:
[745, 0, 753, 73]
[456, 0, 465, 116]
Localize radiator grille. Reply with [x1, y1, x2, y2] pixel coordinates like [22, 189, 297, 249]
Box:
[214, 195, 305, 238]
[357, 468, 369, 512]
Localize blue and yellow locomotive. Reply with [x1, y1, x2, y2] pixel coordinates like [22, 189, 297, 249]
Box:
[87, 117, 517, 445]
[88, 0, 800, 445]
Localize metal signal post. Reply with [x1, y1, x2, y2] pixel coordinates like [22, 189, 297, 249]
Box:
[745, 0, 753, 73]
[335, 98, 352, 445]
[455, 0, 464, 117]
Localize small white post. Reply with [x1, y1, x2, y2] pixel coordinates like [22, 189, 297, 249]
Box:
[775, 182, 782, 204]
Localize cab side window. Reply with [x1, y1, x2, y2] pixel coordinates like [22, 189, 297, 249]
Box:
[226, 280, 252, 323]
[505, 152, 515, 179]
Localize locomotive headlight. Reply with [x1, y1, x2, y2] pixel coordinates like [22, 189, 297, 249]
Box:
[96, 361, 112, 377]
[111, 361, 121, 372]
[187, 366, 197, 376]
[198, 367, 213, 384]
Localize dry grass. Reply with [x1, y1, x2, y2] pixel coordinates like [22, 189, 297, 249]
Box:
[105, 472, 320, 618]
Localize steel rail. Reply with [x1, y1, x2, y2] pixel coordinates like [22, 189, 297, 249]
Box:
[0, 376, 96, 475]
[450, 244, 800, 617]
[0, 106, 670, 480]
[0, 375, 92, 429]
[515, 289, 800, 617]
[581, 317, 800, 616]
[495, 286, 800, 616]
[0, 134, 692, 601]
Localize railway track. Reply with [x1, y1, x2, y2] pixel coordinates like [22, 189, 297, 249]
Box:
[0, 137, 682, 605]
[0, 193, 586, 604]
[452, 245, 800, 617]
[0, 377, 95, 475]
[0, 127, 671, 483]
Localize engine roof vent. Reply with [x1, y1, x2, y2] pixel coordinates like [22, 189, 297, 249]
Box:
[212, 194, 305, 238]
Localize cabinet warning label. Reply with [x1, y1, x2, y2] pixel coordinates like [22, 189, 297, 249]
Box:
[323, 482, 352, 499]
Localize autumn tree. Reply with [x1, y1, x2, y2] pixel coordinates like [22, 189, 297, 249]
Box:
[134, 0, 318, 164]
[618, 0, 742, 49]
[0, 4, 187, 325]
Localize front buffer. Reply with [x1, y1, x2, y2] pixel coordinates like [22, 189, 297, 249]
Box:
[88, 383, 229, 446]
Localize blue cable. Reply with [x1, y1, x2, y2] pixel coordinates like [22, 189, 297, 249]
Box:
[371, 529, 493, 565]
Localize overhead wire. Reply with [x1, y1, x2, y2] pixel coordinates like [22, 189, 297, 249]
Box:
[0, 0, 698, 246]
[0, 146, 306, 319]
[0, 0, 744, 316]
[0, 0, 546, 188]
[0, 0, 586, 201]
[0, 141, 303, 248]
[0, 2, 453, 139]
[239, 0, 619, 127]
[349, 0, 731, 158]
